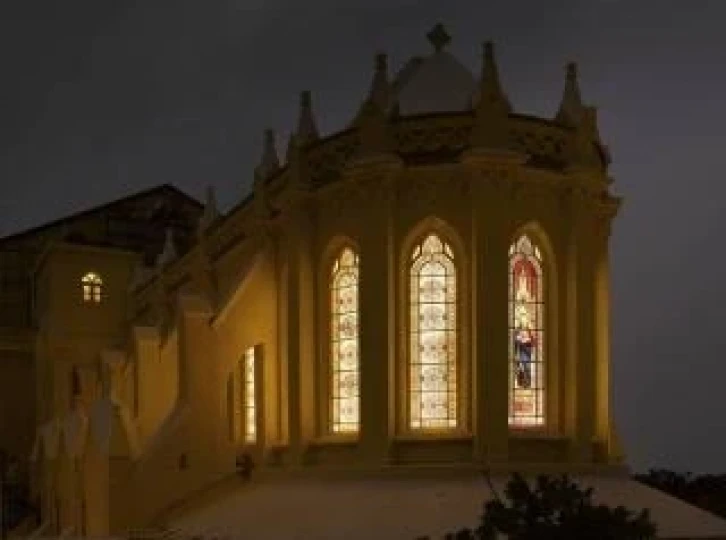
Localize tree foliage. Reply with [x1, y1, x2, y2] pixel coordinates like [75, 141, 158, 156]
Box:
[437, 473, 657, 540]
[635, 469, 726, 520]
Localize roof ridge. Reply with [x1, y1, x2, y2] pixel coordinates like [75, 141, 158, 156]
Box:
[0, 184, 202, 245]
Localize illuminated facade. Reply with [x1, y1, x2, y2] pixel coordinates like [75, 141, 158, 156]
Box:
[0, 26, 627, 536]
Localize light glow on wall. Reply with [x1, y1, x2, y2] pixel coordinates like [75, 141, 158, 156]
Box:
[409, 234, 458, 430]
[330, 248, 360, 433]
[508, 235, 545, 427]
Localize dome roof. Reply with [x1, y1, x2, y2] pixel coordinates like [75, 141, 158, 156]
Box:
[391, 50, 477, 115]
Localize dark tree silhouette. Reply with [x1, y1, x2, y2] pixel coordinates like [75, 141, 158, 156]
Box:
[635, 469, 726, 520]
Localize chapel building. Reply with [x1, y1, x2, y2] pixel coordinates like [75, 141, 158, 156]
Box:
[7, 26, 711, 539]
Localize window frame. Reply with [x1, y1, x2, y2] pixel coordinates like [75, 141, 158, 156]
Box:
[507, 232, 553, 433]
[328, 247, 361, 435]
[80, 272, 103, 304]
[403, 230, 467, 435]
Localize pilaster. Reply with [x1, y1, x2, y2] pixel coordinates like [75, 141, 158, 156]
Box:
[176, 294, 220, 472]
[463, 153, 522, 465]
[593, 199, 619, 462]
[564, 187, 597, 463]
[282, 202, 316, 465]
[347, 158, 400, 465]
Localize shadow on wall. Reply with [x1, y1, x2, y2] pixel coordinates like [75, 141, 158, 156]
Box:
[0, 451, 39, 535]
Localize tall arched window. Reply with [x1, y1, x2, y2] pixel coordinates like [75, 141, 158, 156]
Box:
[243, 346, 257, 443]
[330, 248, 360, 433]
[409, 233, 457, 430]
[81, 272, 102, 303]
[508, 235, 545, 427]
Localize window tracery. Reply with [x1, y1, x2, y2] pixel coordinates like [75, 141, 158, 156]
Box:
[244, 346, 257, 443]
[409, 234, 458, 430]
[330, 248, 360, 433]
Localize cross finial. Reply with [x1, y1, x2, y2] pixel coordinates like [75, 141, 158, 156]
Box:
[426, 23, 451, 52]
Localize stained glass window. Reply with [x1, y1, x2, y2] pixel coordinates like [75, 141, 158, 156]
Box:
[81, 272, 102, 303]
[409, 234, 458, 430]
[243, 346, 257, 443]
[330, 248, 360, 433]
[508, 235, 545, 427]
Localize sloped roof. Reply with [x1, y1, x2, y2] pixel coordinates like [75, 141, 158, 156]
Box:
[0, 184, 202, 245]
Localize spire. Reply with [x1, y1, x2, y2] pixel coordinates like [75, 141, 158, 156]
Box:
[475, 41, 511, 113]
[556, 62, 584, 126]
[285, 132, 298, 165]
[296, 91, 319, 144]
[352, 53, 390, 126]
[155, 228, 177, 268]
[369, 53, 389, 110]
[255, 129, 280, 179]
[348, 52, 399, 167]
[284, 130, 311, 196]
[197, 185, 219, 234]
[566, 105, 606, 171]
[469, 41, 512, 150]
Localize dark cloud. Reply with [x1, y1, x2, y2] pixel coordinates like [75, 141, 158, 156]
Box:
[1, 0, 724, 472]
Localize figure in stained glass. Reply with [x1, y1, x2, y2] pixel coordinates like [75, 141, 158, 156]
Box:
[508, 235, 545, 427]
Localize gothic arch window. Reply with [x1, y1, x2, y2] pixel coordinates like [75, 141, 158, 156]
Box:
[330, 247, 360, 433]
[509, 234, 545, 427]
[81, 272, 102, 303]
[409, 233, 458, 430]
[243, 346, 257, 443]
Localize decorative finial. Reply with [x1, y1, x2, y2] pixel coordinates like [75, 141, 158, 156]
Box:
[556, 61, 584, 126]
[369, 53, 389, 110]
[351, 52, 390, 127]
[296, 90, 319, 144]
[256, 129, 280, 178]
[567, 61, 578, 81]
[467, 40, 513, 151]
[474, 40, 511, 113]
[285, 132, 298, 164]
[427, 23, 451, 53]
[197, 185, 219, 235]
[484, 41, 494, 65]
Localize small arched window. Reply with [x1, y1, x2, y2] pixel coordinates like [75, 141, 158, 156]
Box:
[409, 233, 458, 430]
[330, 247, 360, 434]
[81, 272, 103, 303]
[508, 235, 545, 427]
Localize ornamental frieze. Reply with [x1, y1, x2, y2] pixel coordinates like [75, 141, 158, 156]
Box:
[395, 169, 470, 211]
[304, 113, 588, 188]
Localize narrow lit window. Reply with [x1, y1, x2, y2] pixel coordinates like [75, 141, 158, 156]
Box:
[330, 248, 360, 433]
[508, 235, 545, 427]
[409, 233, 458, 430]
[81, 272, 103, 303]
[243, 346, 257, 443]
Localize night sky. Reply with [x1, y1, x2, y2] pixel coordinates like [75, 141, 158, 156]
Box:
[1, 1, 724, 473]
